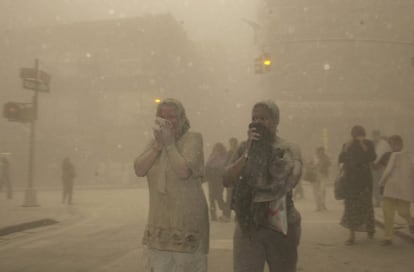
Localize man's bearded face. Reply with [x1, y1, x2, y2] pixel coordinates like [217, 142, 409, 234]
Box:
[251, 105, 276, 134]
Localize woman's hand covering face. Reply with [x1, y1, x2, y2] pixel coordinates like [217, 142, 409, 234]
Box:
[154, 117, 175, 146]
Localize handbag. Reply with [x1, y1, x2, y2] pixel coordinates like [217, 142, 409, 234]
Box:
[334, 164, 347, 200]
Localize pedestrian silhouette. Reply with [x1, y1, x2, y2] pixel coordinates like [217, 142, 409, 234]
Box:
[312, 147, 331, 211]
[338, 125, 376, 245]
[61, 157, 76, 204]
[205, 142, 228, 221]
[223, 100, 302, 272]
[134, 98, 209, 271]
[0, 157, 12, 199]
[378, 135, 414, 246]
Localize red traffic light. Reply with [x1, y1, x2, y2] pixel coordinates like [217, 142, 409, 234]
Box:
[3, 102, 21, 121]
[3, 102, 34, 123]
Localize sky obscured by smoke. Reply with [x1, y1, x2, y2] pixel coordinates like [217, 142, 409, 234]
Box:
[0, 0, 257, 42]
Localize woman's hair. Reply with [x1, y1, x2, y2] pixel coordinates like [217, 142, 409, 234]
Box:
[156, 98, 190, 137]
[388, 135, 403, 148]
[351, 125, 366, 138]
[252, 100, 280, 126]
[212, 142, 227, 154]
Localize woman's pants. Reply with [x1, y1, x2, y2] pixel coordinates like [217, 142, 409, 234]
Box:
[382, 197, 413, 241]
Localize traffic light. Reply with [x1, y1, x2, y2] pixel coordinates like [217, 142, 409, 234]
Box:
[3, 102, 20, 121]
[262, 53, 272, 72]
[255, 57, 264, 74]
[254, 53, 272, 74]
[3, 102, 35, 123]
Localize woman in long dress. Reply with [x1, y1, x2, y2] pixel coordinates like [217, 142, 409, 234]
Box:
[339, 125, 376, 245]
[134, 98, 209, 272]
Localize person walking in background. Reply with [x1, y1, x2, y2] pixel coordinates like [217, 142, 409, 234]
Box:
[223, 137, 239, 220]
[226, 138, 239, 163]
[339, 125, 376, 245]
[205, 142, 228, 221]
[312, 147, 331, 211]
[223, 100, 302, 272]
[62, 157, 76, 205]
[0, 157, 12, 199]
[134, 98, 209, 272]
[371, 130, 391, 207]
[299, 159, 319, 200]
[292, 179, 304, 200]
[378, 135, 414, 246]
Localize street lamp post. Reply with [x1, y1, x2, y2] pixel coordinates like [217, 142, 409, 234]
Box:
[22, 59, 40, 207]
[21, 59, 50, 207]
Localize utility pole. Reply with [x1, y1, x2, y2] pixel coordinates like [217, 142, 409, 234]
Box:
[22, 60, 39, 206]
[20, 59, 50, 207]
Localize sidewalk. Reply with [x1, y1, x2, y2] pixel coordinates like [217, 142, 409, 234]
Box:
[0, 189, 88, 234]
[1, 185, 414, 272]
[0, 182, 148, 235]
[0, 183, 146, 231]
[1, 184, 413, 243]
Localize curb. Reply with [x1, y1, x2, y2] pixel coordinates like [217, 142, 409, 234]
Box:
[0, 218, 59, 236]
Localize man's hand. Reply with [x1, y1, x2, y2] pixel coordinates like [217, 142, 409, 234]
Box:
[245, 126, 260, 157]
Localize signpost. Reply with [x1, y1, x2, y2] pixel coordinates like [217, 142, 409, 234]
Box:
[20, 67, 50, 93]
[20, 59, 51, 207]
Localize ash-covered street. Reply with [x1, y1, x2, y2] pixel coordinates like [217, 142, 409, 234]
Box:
[1, 184, 413, 272]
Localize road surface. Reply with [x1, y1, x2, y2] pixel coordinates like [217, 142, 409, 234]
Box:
[0, 184, 413, 272]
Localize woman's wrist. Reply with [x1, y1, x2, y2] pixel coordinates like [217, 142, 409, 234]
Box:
[164, 143, 175, 152]
[152, 143, 162, 153]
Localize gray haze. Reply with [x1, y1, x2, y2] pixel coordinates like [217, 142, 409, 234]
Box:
[1, 0, 262, 185]
[1, 1, 414, 271]
[1, 1, 413, 191]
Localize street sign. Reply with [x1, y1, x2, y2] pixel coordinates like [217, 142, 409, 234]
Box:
[22, 79, 50, 92]
[20, 68, 50, 92]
